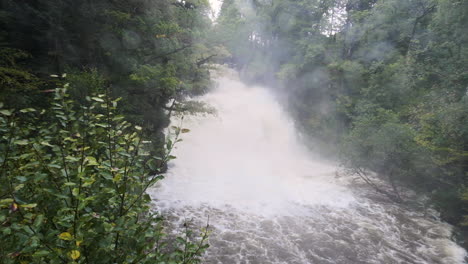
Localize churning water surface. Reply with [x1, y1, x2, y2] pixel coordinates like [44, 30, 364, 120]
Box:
[150, 68, 467, 264]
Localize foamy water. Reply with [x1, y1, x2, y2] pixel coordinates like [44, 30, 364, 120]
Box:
[150, 68, 467, 264]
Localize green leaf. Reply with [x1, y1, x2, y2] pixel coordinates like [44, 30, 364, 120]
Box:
[100, 171, 113, 180]
[66, 155, 80, 162]
[20, 108, 36, 113]
[91, 97, 104, 102]
[103, 222, 113, 232]
[48, 164, 61, 169]
[33, 214, 44, 227]
[85, 156, 99, 166]
[2, 227, 11, 235]
[16, 176, 27, 182]
[40, 141, 54, 147]
[82, 177, 96, 187]
[113, 174, 122, 183]
[0, 198, 14, 205]
[20, 203, 37, 208]
[0, 109, 12, 116]
[14, 139, 29, 145]
[14, 184, 24, 191]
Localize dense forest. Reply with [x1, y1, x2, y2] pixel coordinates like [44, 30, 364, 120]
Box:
[1, 0, 467, 262]
[0, 0, 215, 262]
[215, 0, 468, 247]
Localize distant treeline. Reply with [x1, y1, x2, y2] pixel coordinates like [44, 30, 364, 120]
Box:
[215, 0, 468, 245]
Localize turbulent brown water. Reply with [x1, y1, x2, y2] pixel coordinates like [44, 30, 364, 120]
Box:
[150, 68, 467, 264]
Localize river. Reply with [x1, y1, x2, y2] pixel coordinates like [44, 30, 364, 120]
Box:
[150, 68, 467, 264]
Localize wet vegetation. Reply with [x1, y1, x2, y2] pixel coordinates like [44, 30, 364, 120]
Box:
[0, 0, 215, 262]
[1, 0, 467, 261]
[214, 0, 468, 247]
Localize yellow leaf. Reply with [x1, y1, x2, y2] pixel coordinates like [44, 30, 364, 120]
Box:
[76, 240, 82, 247]
[69, 250, 80, 260]
[58, 232, 73, 241]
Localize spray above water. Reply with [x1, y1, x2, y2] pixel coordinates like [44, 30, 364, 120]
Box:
[151, 68, 467, 264]
[157, 69, 353, 215]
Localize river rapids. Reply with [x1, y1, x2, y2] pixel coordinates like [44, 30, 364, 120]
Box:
[150, 68, 467, 264]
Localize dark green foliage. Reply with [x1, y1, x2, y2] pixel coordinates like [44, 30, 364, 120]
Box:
[0, 48, 44, 108]
[0, 0, 215, 261]
[0, 86, 208, 263]
[0, 0, 218, 149]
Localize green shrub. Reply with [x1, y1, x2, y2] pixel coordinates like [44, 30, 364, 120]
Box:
[0, 84, 208, 263]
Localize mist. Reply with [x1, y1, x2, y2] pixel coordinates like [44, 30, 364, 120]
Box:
[152, 66, 466, 263]
[0, 0, 466, 263]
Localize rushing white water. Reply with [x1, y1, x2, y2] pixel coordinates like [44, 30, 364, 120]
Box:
[150, 68, 467, 264]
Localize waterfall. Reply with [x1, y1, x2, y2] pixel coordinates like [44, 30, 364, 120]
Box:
[150, 68, 467, 264]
